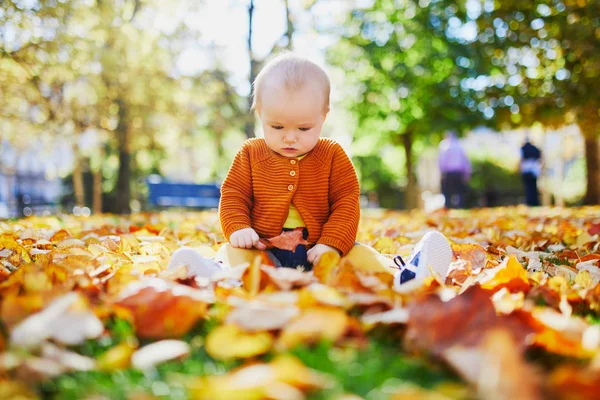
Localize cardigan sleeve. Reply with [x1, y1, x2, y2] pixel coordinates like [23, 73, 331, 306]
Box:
[317, 144, 361, 255]
[219, 143, 254, 240]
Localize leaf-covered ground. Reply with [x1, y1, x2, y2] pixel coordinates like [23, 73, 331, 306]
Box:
[1, 207, 600, 399]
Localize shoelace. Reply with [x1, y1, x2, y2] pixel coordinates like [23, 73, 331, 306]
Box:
[391, 255, 406, 270]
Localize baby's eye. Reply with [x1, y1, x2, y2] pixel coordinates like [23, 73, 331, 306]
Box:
[299, 127, 312, 132]
[271, 125, 284, 130]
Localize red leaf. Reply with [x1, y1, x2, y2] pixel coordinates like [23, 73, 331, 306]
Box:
[259, 228, 311, 252]
[589, 223, 600, 236]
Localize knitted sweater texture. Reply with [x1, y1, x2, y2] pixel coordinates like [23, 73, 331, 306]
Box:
[219, 137, 360, 255]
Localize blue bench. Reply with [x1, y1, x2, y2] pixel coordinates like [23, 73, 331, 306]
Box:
[146, 176, 221, 209]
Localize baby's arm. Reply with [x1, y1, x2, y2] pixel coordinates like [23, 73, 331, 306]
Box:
[317, 144, 361, 256]
[219, 145, 258, 246]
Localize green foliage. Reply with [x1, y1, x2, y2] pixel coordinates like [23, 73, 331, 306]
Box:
[474, 0, 600, 132]
[43, 317, 239, 400]
[469, 158, 521, 193]
[0, 0, 248, 212]
[328, 0, 489, 203]
[293, 339, 459, 399]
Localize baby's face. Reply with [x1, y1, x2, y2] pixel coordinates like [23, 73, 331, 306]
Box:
[258, 81, 328, 158]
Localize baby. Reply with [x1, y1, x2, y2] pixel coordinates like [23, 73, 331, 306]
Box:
[218, 53, 360, 269]
[168, 54, 453, 290]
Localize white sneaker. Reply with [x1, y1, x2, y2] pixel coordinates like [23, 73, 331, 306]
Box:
[393, 231, 452, 292]
[168, 247, 222, 278]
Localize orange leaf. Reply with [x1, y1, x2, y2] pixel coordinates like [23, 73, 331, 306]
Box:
[242, 256, 270, 296]
[480, 255, 529, 292]
[116, 280, 209, 338]
[49, 229, 71, 244]
[549, 366, 600, 400]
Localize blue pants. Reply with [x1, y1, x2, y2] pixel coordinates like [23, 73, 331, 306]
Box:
[522, 173, 540, 206]
[269, 228, 311, 270]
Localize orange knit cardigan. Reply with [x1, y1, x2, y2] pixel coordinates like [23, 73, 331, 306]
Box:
[219, 137, 360, 255]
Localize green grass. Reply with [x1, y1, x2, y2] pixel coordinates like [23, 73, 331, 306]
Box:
[38, 320, 460, 400]
[293, 339, 459, 399]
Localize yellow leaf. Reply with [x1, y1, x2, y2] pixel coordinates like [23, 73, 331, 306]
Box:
[0, 234, 32, 264]
[97, 341, 138, 371]
[313, 251, 340, 284]
[205, 324, 273, 360]
[575, 270, 594, 290]
[243, 256, 265, 297]
[276, 307, 348, 351]
[481, 255, 529, 291]
[271, 354, 329, 390]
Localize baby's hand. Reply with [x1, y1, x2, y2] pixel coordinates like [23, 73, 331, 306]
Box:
[307, 244, 340, 264]
[230, 228, 266, 250]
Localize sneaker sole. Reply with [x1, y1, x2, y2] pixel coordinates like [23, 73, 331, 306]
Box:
[414, 231, 453, 281]
[394, 231, 452, 291]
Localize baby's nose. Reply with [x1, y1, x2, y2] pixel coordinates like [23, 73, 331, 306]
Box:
[284, 132, 297, 143]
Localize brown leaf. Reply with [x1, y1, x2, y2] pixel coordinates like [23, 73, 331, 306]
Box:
[451, 242, 489, 270]
[259, 228, 311, 252]
[406, 285, 536, 356]
[443, 329, 542, 400]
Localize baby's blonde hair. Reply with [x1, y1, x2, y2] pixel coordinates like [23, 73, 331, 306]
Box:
[251, 53, 331, 113]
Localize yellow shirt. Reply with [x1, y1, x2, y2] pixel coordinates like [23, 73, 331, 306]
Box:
[283, 156, 306, 228]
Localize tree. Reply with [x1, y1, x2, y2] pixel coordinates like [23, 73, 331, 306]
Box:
[244, 0, 296, 139]
[328, 0, 487, 208]
[1, 0, 247, 213]
[474, 0, 600, 204]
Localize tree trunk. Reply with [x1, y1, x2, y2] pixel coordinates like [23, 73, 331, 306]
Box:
[93, 145, 104, 214]
[402, 131, 417, 210]
[583, 133, 600, 205]
[114, 100, 132, 214]
[72, 143, 85, 208]
[244, 0, 257, 139]
[283, 0, 293, 50]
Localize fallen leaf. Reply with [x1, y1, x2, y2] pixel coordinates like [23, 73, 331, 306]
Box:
[226, 301, 300, 332]
[276, 307, 349, 351]
[548, 365, 600, 400]
[205, 324, 273, 360]
[443, 329, 542, 400]
[312, 250, 341, 284]
[405, 285, 536, 356]
[451, 242, 488, 270]
[479, 255, 530, 292]
[97, 341, 138, 371]
[259, 228, 311, 252]
[116, 278, 211, 338]
[131, 340, 190, 369]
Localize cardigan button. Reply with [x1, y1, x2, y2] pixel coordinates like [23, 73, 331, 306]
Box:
[287, 184, 294, 191]
[290, 159, 297, 165]
[289, 170, 296, 177]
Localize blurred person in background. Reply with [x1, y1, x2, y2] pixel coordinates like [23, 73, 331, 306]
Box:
[438, 131, 471, 209]
[519, 137, 542, 206]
